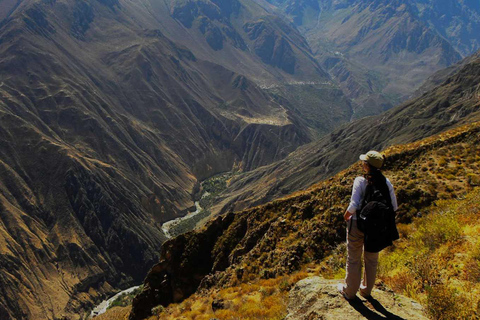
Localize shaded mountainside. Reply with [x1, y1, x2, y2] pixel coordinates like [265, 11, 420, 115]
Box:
[212, 49, 480, 216]
[0, 0, 354, 319]
[416, 50, 480, 96]
[129, 121, 480, 319]
[262, 0, 473, 118]
[411, 0, 480, 57]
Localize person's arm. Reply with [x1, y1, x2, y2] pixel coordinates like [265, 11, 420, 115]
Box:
[386, 178, 398, 211]
[345, 177, 364, 221]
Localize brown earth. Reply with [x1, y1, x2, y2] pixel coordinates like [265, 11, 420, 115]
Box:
[0, 0, 347, 318]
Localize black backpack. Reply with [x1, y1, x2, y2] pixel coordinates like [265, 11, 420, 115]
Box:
[357, 177, 397, 253]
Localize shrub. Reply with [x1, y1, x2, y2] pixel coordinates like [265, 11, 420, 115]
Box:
[152, 305, 165, 315]
[412, 211, 461, 251]
[426, 284, 461, 320]
[279, 279, 290, 292]
[406, 252, 441, 288]
[467, 174, 480, 186]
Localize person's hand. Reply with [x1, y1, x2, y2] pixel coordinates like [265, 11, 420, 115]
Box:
[344, 210, 353, 221]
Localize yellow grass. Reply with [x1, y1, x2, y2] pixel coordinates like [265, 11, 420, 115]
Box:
[139, 271, 312, 320]
[378, 188, 480, 319]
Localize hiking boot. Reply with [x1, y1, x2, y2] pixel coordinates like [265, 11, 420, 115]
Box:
[359, 290, 372, 300]
[337, 283, 354, 301]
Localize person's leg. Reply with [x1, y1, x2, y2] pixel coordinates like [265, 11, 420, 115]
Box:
[343, 219, 364, 299]
[360, 250, 379, 297]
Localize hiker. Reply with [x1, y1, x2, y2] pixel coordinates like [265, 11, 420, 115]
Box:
[338, 151, 399, 300]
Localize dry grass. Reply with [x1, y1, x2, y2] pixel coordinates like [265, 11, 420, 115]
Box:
[142, 271, 311, 320]
[378, 188, 480, 319]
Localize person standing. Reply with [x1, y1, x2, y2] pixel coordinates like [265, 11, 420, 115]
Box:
[338, 151, 398, 300]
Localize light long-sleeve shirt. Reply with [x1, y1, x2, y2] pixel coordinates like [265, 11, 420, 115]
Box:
[347, 176, 398, 219]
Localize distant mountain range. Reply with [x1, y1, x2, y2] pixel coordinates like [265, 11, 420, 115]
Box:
[0, 0, 479, 319]
[261, 0, 480, 117]
[0, 0, 339, 318]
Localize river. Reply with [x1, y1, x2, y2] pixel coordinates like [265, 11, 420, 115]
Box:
[88, 285, 140, 319]
[161, 192, 210, 239]
[90, 194, 209, 317]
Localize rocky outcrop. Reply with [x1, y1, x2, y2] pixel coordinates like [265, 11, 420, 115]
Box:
[129, 212, 237, 320]
[286, 277, 427, 320]
[129, 191, 346, 319]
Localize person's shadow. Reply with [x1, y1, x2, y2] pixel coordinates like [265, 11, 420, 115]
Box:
[347, 296, 406, 320]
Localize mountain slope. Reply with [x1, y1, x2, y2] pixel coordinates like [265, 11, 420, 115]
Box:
[0, 0, 352, 318]
[212, 48, 480, 216]
[129, 120, 480, 319]
[411, 0, 480, 57]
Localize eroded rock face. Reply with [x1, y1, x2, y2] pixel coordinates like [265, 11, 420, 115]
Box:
[286, 277, 427, 320]
[0, 0, 317, 317]
[129, 194, 345, 319]
[170, 0, 246, 50]
[244, 18, 297, 74]
[129, 212, 237, 320]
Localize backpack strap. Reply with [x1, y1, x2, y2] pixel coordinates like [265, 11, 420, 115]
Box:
[365, 172, 393, 210]
[359, 182, 373, 212]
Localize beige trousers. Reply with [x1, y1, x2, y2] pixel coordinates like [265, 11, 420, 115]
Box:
[344, 219, 379, 299]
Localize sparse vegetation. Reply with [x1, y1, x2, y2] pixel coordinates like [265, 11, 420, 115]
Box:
[378, 188, 480, 319]
[164, 209, 212, 238]
[91, 306, 131, 320]
[108, 286, 143, 310]
[199, 172, 238, 209]
[141, 270, 311, 320]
